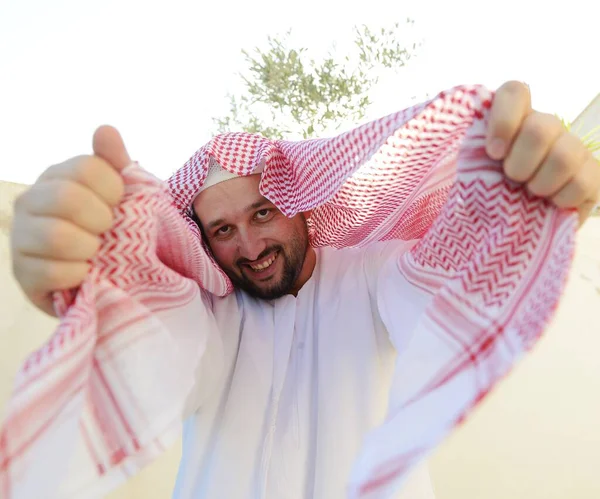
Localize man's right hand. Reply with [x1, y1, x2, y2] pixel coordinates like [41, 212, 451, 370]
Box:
[10, 126, 130, 316]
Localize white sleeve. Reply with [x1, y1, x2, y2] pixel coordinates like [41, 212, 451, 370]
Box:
[362, 238, 426, 352]
[361, 240, 440, 499]
[182, 289, 242, 420]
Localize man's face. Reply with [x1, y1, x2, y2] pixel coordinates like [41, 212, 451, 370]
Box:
[193, 174, 310, 300]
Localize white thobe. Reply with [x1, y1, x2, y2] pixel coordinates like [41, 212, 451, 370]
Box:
[173, 240, 437, 498]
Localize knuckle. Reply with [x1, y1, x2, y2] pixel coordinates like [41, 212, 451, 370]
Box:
[82, 207, 114, 236]
[551, 186, 571, 208]
[38, 262, 65, 288]
[68, 155, 97, 184]
[97, 169, 125, 207]
[550, 142, 574, 173]
[12, 264, 38, 298]
[526, 179, 546, 197]
[44, 221, 73, 254]
[39, 162, 62, 179]
[555, 181, 586, 209]
[9, 223, 23, 253]
[499, 80, 529, 100]
[13, 188, 33, 212]
[77, 156, 124, 206]
[492, 118, 512, 138]
[49, 180, 115, 234]
[74, 263, 91, 283]
[522, 113, 556, 144]
[96, 208, 116, 233]
[109, 176, 125, 205]
[42, 156, 87, 180]
[83, 198, 115, 235]
[551, 133, 588, 174]
[89, 235, 102, 255]
[502, 159, 522, 182]
[11, 254, 25, 283]
[13, 192, 26, 211]
[573, 177, 588, 201]
[505, 166, 529, 184]
[503, 153, 532, 183]
[552, 195, 570, 209]
[52, 181, 81, 210]
[45, 221, 99, 259]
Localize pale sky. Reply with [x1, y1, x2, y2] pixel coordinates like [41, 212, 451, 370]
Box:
[0, 0, 598, 184]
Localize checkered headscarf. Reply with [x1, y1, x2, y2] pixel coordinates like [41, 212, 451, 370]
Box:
[0, 85, 577, 499]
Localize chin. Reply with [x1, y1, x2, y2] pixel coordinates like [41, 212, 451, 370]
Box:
[251, 282, 289, 300]
[229, 253, 302, 300]
[241, 276, 293, 300]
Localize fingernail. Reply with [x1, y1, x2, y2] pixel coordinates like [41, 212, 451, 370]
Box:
[487, 138, 506, 159]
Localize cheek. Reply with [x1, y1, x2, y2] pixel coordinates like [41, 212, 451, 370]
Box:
[209, 242, 237, 268]
[265, 216, 301, 240]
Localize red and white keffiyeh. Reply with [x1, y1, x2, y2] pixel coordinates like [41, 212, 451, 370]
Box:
[0, 84, 577, 498]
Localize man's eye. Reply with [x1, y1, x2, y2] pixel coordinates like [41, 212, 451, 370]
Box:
[216, 226, 230, 235]
[255, 209, 271, 220]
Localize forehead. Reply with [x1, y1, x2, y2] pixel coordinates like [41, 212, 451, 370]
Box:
[193, 174, 265, 223]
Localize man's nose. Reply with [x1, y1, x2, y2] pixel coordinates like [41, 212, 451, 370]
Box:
[237, 230, 267, 262]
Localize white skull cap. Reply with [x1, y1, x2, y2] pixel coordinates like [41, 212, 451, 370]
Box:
[197, 156, 265, 194]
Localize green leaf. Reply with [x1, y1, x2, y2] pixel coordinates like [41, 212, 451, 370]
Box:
[212, 21, 419, 140]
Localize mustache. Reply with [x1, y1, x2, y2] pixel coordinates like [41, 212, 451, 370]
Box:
[237, 246, 283, 267]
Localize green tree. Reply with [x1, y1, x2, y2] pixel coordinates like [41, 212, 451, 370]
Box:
[213, 21, 421, 140]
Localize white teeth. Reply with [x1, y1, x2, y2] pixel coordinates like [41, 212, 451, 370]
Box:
[250, 253, 277, 271]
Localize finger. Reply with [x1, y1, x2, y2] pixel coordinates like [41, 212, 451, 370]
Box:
[486, 80, 532, 160]
[31, 293, 58, 318]
[504, 112, 564, 184]
[38, 155, 125, 207]
[576, 199, 599, 227]
[527, 130, 588, 197]
[12, 254, 90, 305]
[19, 179, 115, 235]
[552, 155, 600, 209]
[12, 214, 101, 261]
[92, 125, 132, 172]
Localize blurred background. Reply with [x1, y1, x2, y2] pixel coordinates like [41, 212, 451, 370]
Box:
[1, 0, 599, 497]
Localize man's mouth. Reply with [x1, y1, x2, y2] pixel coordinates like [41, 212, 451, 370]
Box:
[244, 251, 279, 273]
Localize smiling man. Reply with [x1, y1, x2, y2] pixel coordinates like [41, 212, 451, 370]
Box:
[8, 81, 600, 499]
[194, 158, 315, 300]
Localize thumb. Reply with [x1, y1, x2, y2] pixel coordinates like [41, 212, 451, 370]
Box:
[92, 125, 132, 172]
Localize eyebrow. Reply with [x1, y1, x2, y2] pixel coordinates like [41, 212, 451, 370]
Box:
[205, 198, 272, 231]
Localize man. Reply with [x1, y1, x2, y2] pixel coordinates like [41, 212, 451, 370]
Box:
[8, 81, 600, 498]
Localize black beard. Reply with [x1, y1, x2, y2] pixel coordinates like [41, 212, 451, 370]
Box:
[194, 211, 309, 300]
[228, 231, 308, 300]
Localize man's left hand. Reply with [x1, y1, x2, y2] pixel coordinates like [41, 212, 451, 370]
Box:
[485, 80, 600, 226]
